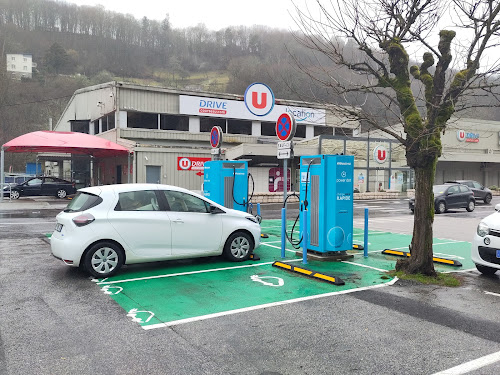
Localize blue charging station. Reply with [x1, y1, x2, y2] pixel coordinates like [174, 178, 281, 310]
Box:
[203, 160, 249, 212]
[299, 155, 354, 253]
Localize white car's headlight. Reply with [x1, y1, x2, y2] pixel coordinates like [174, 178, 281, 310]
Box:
[245, 216, 258, 224]
[477, 222, 489, 237]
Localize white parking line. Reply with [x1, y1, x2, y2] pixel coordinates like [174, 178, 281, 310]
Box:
[484, 291, 500, 298]
[142, 277, 399, 329]
[97, 262, 277, 284]
[341, 261, 387, 272]
[432, 350, 500, 374]
[97, 255, 305, 285]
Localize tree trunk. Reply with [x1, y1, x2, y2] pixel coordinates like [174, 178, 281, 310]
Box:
[396, 163, 437, 276]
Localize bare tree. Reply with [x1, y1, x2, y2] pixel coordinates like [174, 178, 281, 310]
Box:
[292, 0, 500, 275]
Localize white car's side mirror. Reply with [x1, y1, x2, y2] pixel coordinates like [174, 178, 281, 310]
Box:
[495, 203, 500, 212]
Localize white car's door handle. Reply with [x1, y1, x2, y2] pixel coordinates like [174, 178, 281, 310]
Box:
[172, 219, 184, 224]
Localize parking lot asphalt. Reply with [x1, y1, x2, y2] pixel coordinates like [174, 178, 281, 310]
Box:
[1, 197, 500, 374]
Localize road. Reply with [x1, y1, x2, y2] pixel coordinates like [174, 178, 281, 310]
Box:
[0, 197, 500, 374]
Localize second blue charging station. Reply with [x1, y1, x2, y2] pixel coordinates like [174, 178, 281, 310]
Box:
[299, 154, 354, 253]
[203, 160, 249, 212]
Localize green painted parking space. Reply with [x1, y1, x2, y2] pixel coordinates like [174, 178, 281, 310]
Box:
[93, 219, 474, 329]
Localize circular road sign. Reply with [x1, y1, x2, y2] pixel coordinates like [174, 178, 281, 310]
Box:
[276, 113, 297, 141]
[244, 82, 275, 117]
[210, 126, 223, 148]
[373, 145, 388, 164]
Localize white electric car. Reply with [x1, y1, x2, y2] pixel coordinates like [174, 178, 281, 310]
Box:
[472, 203, 500, 275]
[51, 184, 261, 277]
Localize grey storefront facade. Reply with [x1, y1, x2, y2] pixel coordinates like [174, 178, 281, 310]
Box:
[51, 81, 500, 195]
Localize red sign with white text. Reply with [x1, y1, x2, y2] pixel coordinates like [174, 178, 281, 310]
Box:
[177, 157, 211, 171]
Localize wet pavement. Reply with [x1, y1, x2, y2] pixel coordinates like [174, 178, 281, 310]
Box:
[1, 196, 500, 374]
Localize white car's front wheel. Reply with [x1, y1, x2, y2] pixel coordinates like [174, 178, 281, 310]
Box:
[84, 242, 124, 278]
[475, 264, 498, 275]
[223, 232, 253, 262]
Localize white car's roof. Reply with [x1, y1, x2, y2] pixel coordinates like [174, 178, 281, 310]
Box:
[78, 183, 193, 195]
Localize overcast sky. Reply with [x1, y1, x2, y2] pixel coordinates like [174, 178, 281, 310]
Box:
[64, 0, 301, 31]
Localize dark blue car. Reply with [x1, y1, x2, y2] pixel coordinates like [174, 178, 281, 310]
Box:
[3, 176, 76, 199]
[409, 183, 475, 214]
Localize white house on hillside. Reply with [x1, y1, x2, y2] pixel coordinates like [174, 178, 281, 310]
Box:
[6, 54, 36, 79]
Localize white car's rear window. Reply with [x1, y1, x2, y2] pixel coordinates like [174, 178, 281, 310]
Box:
[64, 192, 102, 212]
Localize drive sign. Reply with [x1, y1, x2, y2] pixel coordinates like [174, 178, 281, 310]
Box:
[244, 82, 275, 116]
[177, 157, 211, 171]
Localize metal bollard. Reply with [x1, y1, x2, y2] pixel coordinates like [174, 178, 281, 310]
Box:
[302, 209, 308, 264]
[364, 208, 369, 257]
[281, 207, 286, 258]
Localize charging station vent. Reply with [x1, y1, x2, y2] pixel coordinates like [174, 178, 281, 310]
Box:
[224, 176, 233, 208]
[310, 175, 319, 246]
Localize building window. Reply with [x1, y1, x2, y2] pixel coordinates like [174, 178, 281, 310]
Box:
[70, 120, 90, 134]
[96, 113, 116, 132]
[160, 114, 189, 131]
[314, 126, 334, 136]
[200, 117, 226, 132]
[107, 113, 115, 129]
[23, 66, 27, 71]
[261, 121, 276, 136]
[11, 56, 15, 61]
[227, 119, 252, 135]
[127, 112, 157, 129]
[295, 124, 306, 138]
[11, 64, 15, 69]
[23, 58, 27, 62]
[335, 127, 354, 137]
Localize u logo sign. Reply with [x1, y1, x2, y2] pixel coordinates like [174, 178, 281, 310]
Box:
[244, 83, 275, 116]
[252, 92, 267, 109]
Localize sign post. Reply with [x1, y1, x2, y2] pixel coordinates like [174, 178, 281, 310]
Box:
[276, 112, 296, 258]
[210, 126, 223, 160]
[276, 113, 296, 204]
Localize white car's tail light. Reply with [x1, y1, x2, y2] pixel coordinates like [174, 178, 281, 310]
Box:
[72, 213, 95, 227]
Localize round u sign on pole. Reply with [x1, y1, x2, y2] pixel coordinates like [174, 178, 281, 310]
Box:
[373, 145, 388, 164]
[276, 113, 297, 141]
[210, 126, 223, 148]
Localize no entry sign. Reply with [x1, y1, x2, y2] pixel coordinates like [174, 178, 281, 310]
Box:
[210, 126, 223, 148]
[276, 113, 296, 141]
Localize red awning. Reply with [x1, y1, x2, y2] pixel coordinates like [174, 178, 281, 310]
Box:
[2, 131, 131, 158]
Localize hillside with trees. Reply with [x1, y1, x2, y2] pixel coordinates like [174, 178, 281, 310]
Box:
[1, 0, 500, 171]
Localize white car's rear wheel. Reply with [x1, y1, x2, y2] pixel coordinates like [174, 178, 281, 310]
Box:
[84, 242, 124, 278]
[223, 232, 253, 262]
